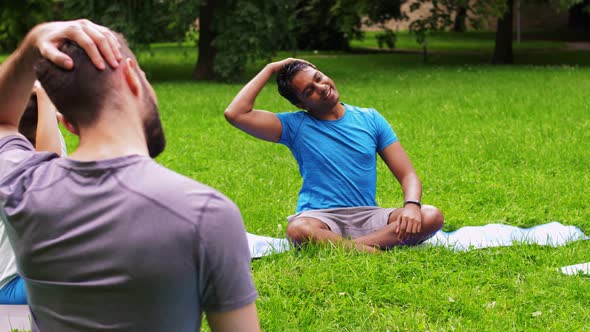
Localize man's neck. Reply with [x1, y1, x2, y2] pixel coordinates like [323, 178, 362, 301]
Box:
[308, 102, 345, 121]
[68, 114, 149, 161]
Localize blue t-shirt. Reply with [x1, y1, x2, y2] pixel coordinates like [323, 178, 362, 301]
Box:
[277, 103, 398, 213]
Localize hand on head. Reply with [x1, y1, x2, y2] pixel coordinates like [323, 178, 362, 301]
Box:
[28, 19, 123, 70]
[270, 58, 315, 73]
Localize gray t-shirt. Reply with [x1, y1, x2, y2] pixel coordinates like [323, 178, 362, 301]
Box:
[0, 135, 257, 332]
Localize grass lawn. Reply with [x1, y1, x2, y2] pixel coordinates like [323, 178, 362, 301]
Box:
[2, 33, 590, 331]
[137, 44, 589, 331]
[350, 31, 566, 52]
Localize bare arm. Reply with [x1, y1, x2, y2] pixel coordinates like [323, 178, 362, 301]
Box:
[0, 35, 39, 136]
[379, 142, 422, 203]
[0, 19, 122, 140]
[32, 82, 63, 155]
[206, 302, 260, 332]
[224, 58, 306, 142]
[379, 142, 423, 237]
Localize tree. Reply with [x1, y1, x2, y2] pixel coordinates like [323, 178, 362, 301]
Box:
[452, 5, 468, 32]
[361, 0, 407, 49]
[202, 0, 294, 81]
[278, 0, 405, 52]
[188, 0, 298, 81]
[568, 0, 590, 30]
[407, 0, 583, 64]
[293, 0, 361, 51]
[407, 0, 503, 61]
[193, 0, 219, 80]
[492, 0, 514, 63]
[491, 0, 584, 63]
[60, 0, 289, 81]
[0, 0, 55, 52]
[62, 0, 196, 49]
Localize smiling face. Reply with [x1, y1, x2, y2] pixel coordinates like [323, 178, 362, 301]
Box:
[290, 67, 341, 114]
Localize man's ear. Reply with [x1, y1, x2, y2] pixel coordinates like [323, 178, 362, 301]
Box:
[122, 58, 141, 96]
[61, 116, 79, 136]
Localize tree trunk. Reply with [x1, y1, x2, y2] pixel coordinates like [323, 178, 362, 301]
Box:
[452, 6, 467, 32]
[491, 0, 514, 64]
[193, 1, 218, 80]
[568, 0, 590, 30]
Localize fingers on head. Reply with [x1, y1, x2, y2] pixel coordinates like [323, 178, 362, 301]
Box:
[39, 43, 72, 69]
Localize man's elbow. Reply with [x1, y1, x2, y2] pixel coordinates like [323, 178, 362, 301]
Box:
[223, 108, 237, 124]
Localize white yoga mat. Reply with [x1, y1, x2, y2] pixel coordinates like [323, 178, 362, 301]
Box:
[247, 232, 292, 259]
[247, 221, 588, 258]
[0, 305, 30, 332]
[560, 262, 590, 275]
[423, 221, 588, 251]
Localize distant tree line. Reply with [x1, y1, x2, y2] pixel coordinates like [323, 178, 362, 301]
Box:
[0, 0, 587, 81]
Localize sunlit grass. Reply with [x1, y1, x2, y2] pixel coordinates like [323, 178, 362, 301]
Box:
[139, 48, 589, 331]
[350, 31, 566, 51]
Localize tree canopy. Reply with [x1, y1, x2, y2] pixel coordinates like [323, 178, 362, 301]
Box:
[1, 0, 586, 80]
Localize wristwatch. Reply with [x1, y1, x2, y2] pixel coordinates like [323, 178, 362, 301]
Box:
[404, 200, 422, 208]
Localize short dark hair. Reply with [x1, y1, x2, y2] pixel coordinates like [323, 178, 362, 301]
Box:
[276, 61, 314, 106]
[34, 35, 131, 129]
[19, 93, 39, 146]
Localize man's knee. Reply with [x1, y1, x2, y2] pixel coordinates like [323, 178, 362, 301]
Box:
[286, 218, 326, 243]
[421, 205, 444, 233]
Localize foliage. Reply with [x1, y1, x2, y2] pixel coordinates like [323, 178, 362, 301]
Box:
[211, 0, 294, 81]
[291, 0, 363, 51]
[408, 0, 585, 45]
[0, 0, 55, 52]
[408, 0, 507, 45]
[363, 0, 407, 23]
[291, 0, 407, 52]
[375, 29, 397, 49]
[62, 0, 200, 50]
[361, 0, 407, 51]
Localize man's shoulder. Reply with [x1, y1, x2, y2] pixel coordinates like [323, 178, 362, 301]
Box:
[277, 109, 308, 121]
[122, 159, 238, 221]
[0, 135, 34, 153]
[127, 159, 222, 196]
[0, 135, 54, 181]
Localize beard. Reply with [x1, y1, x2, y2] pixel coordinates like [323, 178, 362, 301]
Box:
[143, 94, 166, 158]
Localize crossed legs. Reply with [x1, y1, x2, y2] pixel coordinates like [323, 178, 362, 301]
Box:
[286, 205, 444, 252]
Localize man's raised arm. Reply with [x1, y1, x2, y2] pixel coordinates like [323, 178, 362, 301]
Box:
[32, 81, 63, 155]
[224, 58, 303, 143]
[0, 19, 121, 138]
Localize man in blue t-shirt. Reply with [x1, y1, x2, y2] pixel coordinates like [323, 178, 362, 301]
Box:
[225, 59, 444, 253]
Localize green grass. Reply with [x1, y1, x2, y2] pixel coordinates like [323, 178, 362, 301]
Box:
[149, 50, 589, 331]
[2, 34, 590, 331]
[350, 31, 566, 52]
[136, 47, 590, 330]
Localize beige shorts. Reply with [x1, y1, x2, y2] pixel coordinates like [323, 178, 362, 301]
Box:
[287, 206, 396, 239]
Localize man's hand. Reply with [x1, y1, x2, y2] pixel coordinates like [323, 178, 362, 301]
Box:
[0, 19, 122, 136]
[225, 58, 314, 143]
[267, 58, 314, 74]
[26, 19, 123, 70]
[394, 205, 422, 242]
